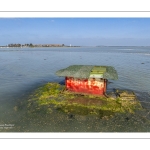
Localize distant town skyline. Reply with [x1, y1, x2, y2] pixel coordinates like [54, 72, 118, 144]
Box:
[1, 18, 150, 46]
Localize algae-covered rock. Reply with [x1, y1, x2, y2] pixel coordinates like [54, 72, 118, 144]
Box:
[115, 89, 137, 101]
[106, 92, 117, 99]
[27, 82, 143, 118]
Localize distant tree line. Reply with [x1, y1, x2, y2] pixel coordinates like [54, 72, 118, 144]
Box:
[8, 43, 33, 47]
[8, 43, 65, 47]
[7, 43, 79, 47]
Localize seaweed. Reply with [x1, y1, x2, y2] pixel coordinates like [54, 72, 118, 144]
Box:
[27, 82, 143, 118]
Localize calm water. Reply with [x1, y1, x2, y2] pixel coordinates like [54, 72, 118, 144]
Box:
[0, 46, 150, 132]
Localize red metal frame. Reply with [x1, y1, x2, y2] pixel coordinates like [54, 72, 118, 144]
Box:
[65, 77, 106, 95]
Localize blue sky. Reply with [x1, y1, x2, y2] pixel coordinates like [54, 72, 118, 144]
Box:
[0, 18, 150, 46]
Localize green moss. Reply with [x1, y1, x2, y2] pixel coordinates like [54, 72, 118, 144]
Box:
[27, 82, 143, 117]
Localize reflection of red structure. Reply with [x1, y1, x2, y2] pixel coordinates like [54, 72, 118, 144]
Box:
[65, 77, 107, 95]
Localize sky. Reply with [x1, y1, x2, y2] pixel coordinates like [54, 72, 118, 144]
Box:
[0, 18, 150, 46]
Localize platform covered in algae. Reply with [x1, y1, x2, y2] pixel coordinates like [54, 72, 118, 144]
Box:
[11, 82, 150, 132]
[27, 82, 143, 118]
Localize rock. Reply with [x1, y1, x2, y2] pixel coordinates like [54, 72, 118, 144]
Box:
[68, 114, 75, 119]
[107, 92, 117, 99]
[115, 89, 137, 101]
[125, 117, 129, 121]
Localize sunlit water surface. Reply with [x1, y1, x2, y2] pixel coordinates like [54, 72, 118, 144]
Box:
[0, 46, 150, 132]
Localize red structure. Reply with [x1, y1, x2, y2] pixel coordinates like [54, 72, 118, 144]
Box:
[65, 77, 107, 95]
[56, 65, 118, 96]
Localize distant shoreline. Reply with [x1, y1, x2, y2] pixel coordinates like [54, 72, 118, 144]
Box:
[1, 45, 150, 48]
[0, 46, 81, 48]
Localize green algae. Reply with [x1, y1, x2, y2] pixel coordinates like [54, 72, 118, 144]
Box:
[9, 83, 150, 132]
[27, 82, 143, 117]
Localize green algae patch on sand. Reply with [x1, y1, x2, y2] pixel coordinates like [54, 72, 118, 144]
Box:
[27, 82, 143, 117]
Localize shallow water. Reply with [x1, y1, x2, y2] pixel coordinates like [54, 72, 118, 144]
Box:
[0, 46, 150, 132]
